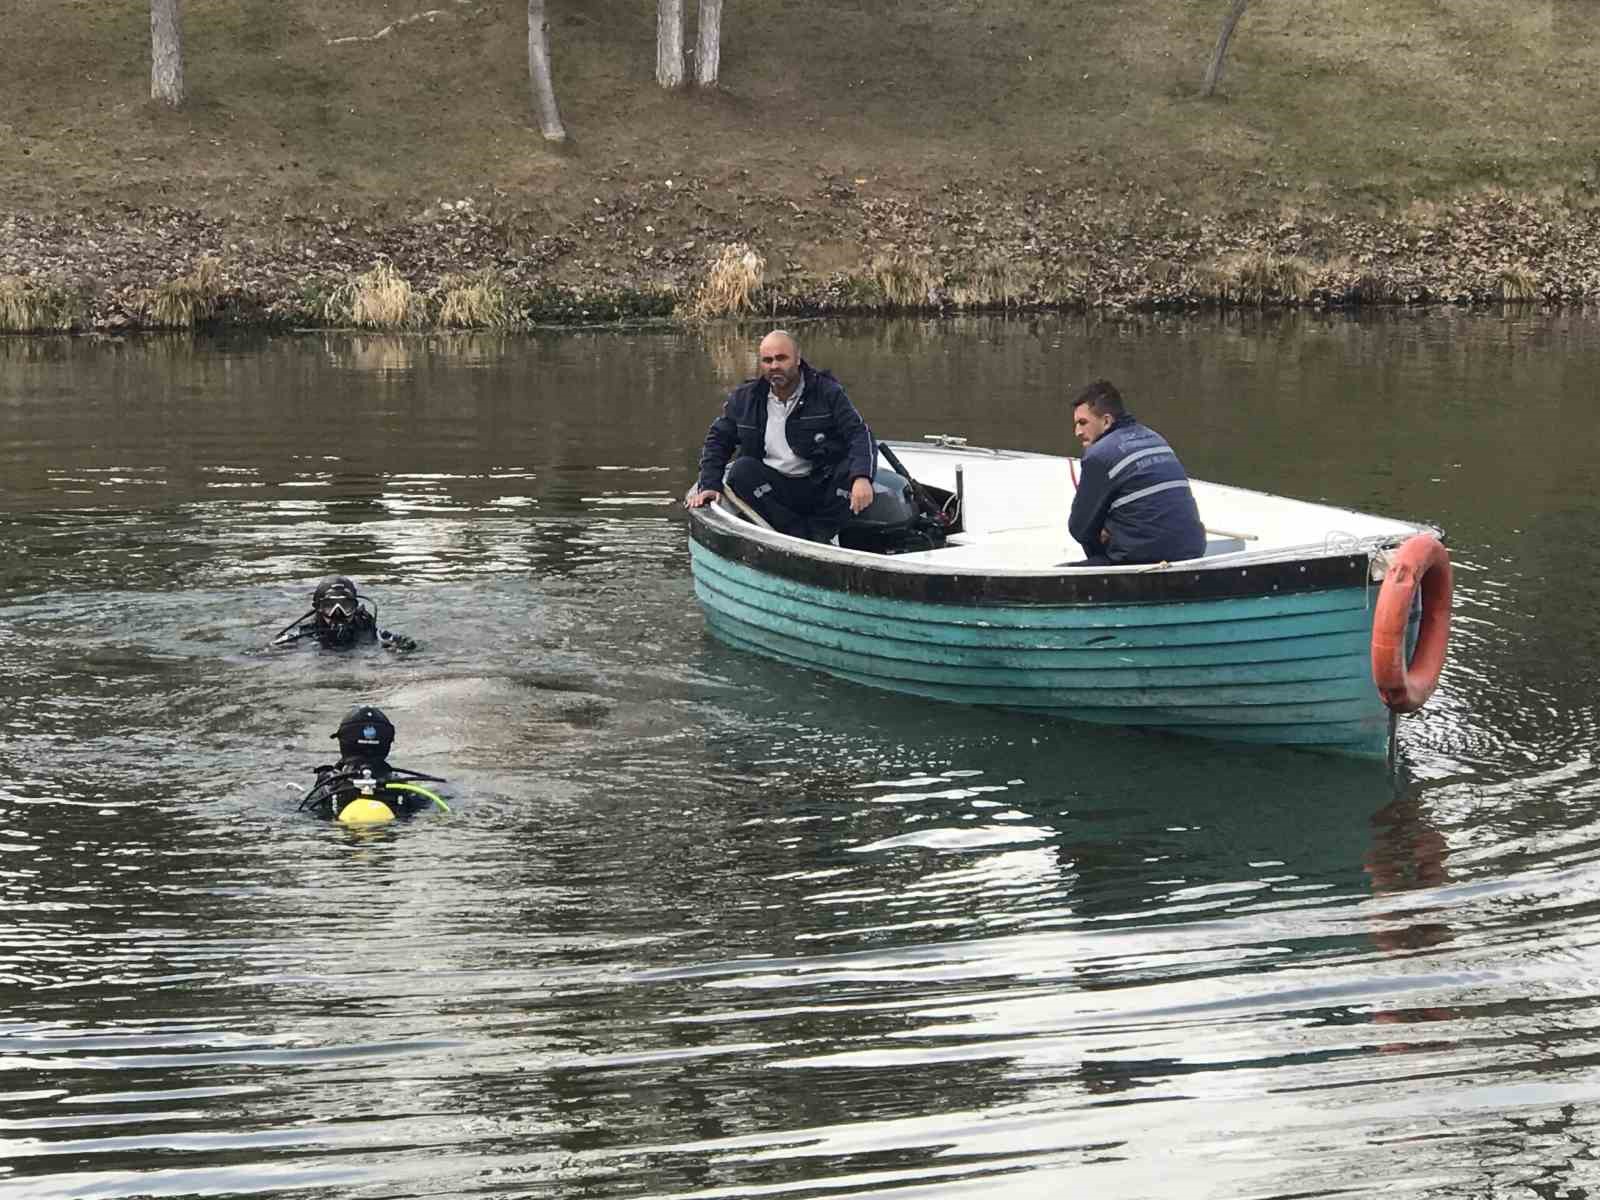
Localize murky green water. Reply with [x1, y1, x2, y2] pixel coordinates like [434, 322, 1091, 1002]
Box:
[3, 314, 1598, 1198]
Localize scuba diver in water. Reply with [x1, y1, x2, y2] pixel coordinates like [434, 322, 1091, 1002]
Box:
[271, 576, 417, 651]
[298, 705, 449, 825]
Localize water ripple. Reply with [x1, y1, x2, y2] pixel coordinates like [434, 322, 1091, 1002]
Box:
[5, 321, 1600, 1199]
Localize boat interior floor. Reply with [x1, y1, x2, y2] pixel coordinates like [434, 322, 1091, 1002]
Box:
[708, 443, 1428, 574]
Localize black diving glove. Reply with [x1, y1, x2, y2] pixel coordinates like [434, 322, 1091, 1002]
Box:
[378, 629, 417, 652]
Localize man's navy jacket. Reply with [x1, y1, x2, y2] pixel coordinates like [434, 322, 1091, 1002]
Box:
[1068, 414, 1207, 564]
[696, 362, 874, 494]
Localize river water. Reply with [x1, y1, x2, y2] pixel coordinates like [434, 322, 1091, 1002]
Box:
[2, 314, 1598, 1198]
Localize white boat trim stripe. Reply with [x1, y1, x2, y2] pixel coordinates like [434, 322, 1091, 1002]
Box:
[1110, 479, 1192, 510]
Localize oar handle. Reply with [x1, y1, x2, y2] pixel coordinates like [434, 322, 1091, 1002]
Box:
[877, 443, 946, 524]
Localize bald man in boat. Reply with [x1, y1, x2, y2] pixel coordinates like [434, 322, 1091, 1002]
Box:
[1068, 379, 1207, 566]
[686, 330, 876, 543]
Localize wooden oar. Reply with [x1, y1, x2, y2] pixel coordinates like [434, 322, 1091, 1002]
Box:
[719, 487, 775, 530]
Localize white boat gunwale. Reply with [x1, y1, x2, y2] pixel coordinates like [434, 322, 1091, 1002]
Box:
[687, 439, 1440, 606]
[690, 506, 1400, 606]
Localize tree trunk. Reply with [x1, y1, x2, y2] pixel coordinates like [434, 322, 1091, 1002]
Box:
[1202, 0, 1250, 97]
[695, 0, 722, 87]
[527, 0, 567, 141]
[657, 0, 685, 88]
[150, 0, 185, 106]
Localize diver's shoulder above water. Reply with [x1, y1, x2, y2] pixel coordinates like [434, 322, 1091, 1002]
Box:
[269, 576, 417, 652]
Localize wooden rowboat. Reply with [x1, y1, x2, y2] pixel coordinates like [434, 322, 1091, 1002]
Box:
[687, 438, 1450, 758]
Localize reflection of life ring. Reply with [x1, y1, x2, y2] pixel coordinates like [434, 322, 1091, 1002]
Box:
[1371, 534, 1453, 714]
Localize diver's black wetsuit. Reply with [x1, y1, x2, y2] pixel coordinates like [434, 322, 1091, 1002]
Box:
[273, 608, 416, 651]
[299, 703, 445, 821]
[303, 755, 434, 821]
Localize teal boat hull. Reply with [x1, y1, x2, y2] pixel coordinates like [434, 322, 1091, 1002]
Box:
[688, 523, 1400, 758]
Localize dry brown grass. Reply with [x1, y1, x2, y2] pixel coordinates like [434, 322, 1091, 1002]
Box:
[949, 253, 1036, 308]
[8, 0, 1600, 253]
[1497, 264, 1539, 302]
[146, 256, 224, 327]
[435, 269, 514, 328]
[681, 243, 766, 321]
[1039, 253, 1096, 305]
[870, 253, 936, 309]
[1190, 261, 1234, 304]
[8, 3, 1600, 329]
[328, 260, 425, 329]
[1196, 252, 1312, 305]
[1237, 253, 1311, 304]
[0, 276, 85, 332]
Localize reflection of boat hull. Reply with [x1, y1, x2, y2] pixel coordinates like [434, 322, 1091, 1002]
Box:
[689, 441, 1442, 758]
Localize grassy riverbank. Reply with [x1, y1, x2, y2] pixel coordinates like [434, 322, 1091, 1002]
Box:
[6, 0, 1600, 330]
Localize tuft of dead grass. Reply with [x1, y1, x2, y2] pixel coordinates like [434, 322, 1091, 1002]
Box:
[1236, 253, 1311, 304]
[1190, 261, 1234, 304]
[0, 276, 85, 332]
[1196, 252, 1312, 305]
[870, 253, 936, 309]
[1039, 254, 1096, 306]
[146, 256, 224, 327]
[1497, 264, 1538, 302]
[434, 269, 515, 328]
[324, 260, 426, 329]
[949, 253, 1037, 308]
[681, 242, 765, 321]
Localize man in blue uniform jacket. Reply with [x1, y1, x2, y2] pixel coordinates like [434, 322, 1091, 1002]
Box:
[1068, 379, 1207, 565]
[685, 330, 875, 543]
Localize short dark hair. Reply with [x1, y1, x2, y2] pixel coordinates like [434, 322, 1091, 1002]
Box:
[1074, 379, 1125, 417]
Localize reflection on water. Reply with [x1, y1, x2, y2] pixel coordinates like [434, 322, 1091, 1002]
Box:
[3, 315, 1600, 1197]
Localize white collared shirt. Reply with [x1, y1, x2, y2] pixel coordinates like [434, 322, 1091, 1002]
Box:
[763, 377, 811, 477]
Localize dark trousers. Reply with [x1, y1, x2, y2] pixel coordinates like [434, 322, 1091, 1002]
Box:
[725, 457, 855, 542]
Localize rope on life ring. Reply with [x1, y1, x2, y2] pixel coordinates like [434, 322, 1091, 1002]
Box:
[1370, 534, 1453, 714]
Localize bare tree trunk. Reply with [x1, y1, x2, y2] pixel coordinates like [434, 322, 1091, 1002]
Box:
[150, 0, 185, 106]
[527, 0, 567, 141]
[657, 0, 685, 88]
[695, 0, 722, 87]
[1202, 0, 1250, 97]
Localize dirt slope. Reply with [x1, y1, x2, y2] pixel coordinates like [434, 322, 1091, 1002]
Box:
[5, 0, 1600, 325]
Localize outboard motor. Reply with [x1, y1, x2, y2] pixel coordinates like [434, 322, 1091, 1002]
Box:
[839, 468, 946, 554]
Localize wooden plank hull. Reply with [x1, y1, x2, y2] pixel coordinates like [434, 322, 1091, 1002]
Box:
[688, 535, 1395, 758]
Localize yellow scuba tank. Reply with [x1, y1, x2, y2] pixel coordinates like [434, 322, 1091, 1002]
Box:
[338, 797, 396, 825]
[337, 773, 395, 825]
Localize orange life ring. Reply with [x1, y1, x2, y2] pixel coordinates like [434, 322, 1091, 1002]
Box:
[1370, 534, 1452, 714]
